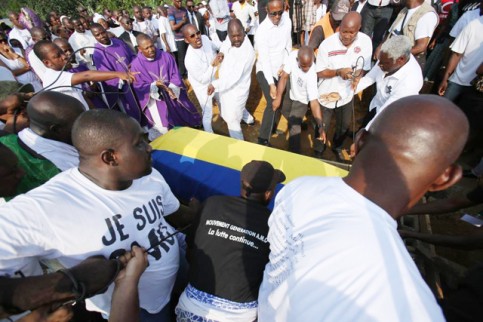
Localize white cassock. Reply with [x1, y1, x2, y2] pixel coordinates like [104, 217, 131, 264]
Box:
[185, 35, 220, 133]
[211, 37, 255, 140]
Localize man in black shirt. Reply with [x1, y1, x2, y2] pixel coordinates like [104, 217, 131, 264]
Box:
[175, 160, 285, 321]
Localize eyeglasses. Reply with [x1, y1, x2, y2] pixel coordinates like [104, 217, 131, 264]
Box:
[189, 30, 201, 38]
[268, 10, 283, 17]
[187, 5, 195, 8]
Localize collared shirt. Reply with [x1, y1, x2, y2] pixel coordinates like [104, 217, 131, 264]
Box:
[356, 55, 423, 119]
[316, 32, 372, 108]
[185, 35, 219, 89]
[255, 12, 292, 84]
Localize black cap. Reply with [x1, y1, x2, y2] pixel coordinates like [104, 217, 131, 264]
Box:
[241, 160, 286, 193]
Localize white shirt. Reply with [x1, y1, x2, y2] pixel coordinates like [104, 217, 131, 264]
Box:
[68, 31, 96, 65]
[185, 35, 219, 90]
[315, 4, 327, 21]
[258, 177, 445, 322]
[316, 32, 372, 108]
[356, 55, 423, 115]
[210, 0, 230, 31]
[134, 19, 157, 39]
[449, 8, 480, 38]
[255, 12, 292, 84]
[17, 128, 79, 171]
[41, 68, 89, 110]
[283, 50, 318, 104]
[232, 1, 256, 29]
[449, 15, 483, 86]
[157, 16, 178, 52]
[353, 0, 366, 13]
[8, 27, 32, 49]
[0, 66, 16, 81]
[0, 168, 180, 316]
[391, 6, 438, 40]
[0, 53, 42, 92]
[212, 37, 255, 108]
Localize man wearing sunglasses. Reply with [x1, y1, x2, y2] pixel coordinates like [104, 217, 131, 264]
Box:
[255, 0, 292, 146]
[184, 24, 222, 133]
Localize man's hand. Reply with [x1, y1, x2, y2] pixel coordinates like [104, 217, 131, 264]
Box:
[116, 246, 148, 284]
[438, 79, 448, 96]
[120, 71, 139, 83]
[337, 68, 353, 80]
[317, 126, 326, 144]
[166, 45, 171, 53]
[269, 84, 277, 99]
[351, 76, 361, 91]
[182, 14, 188, 24]
[207, 84, 215, 95]
[166, 88, 177, 100]
[428, 38, 437, 50]
[212, 53, 224, 67]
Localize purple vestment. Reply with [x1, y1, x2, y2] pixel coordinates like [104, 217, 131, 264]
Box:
[130, 49, 201, 129]
[92, 38, 142, 123]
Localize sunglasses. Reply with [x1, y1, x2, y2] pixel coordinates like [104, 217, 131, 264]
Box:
[187, 5, 195, 8]
[269, 10, 283, 17]
[189, 30, 201, 38]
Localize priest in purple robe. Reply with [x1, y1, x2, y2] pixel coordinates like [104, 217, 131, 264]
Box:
[130, 33, 201, 139]
[90, 23, 143, 124]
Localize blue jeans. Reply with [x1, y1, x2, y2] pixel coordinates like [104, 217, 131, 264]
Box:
[444, 81, 470, 102]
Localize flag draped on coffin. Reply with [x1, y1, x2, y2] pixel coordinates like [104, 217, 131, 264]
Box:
[150, 127, 348, 209]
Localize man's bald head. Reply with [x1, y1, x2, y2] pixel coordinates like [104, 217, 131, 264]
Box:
[297, 46, 314, 72]
[72, 109, 134, 157]
[136, 33, 152, 46]
[340, 11, 361, 30]
[339, 12, 361, 46]
[27, 92, 85, 144]
[351, 95, 469, 216]
[52, 37, 69, 48]
[228, 19, 245, 48]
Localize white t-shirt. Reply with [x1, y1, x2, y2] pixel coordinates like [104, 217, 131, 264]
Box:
[27, 49, 47, 80]
[68, 31, 96, 65]
[41, 68, 89, 110]
[157, 16, 178, 52]
[0, 168, 181, 316]
[283, 50, 318, 104]
[258, 177, 445, 322]
[391, 6, 438, 40]
[316, 32, 372, 108]
[449, 8, 480, 38]
[449, 15, 483, 86]
[8, 27, 32, 49]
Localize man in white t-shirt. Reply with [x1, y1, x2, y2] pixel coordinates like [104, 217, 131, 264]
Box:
[7, 12, 32, 49]
[232, 0, 256, 32]
[438, 15, 483, 101]
[0, 109, 189, 321]
[315, 11, 372, 157]
[68, 17, 96, 68]
[34, 40, 137, 111]
[258, 94, 469, 322]
[184, 24, 222, 133]
[385, 0, 438, 69]
[354, 35, 423, 128]
[272, 47, 326, 153]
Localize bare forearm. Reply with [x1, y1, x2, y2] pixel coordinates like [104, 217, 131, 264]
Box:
[73, 70, 124, 85]
[309, 100, 323, 126]
[442, 52, 462, 81]
[109, 277, 140, 322]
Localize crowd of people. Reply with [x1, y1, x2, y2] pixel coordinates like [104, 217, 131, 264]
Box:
[0, 0, 482, 321]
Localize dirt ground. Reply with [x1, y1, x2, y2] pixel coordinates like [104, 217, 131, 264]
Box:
[184, 70, 483, 269]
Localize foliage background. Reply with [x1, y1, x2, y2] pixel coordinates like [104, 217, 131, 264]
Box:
[0, 0, 175, 20]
